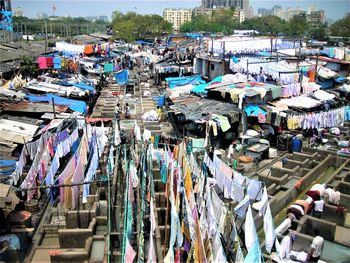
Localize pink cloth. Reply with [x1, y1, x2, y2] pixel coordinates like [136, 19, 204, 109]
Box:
[71, 134, 88, 209]
[58, 156, 77, 204]
[38, 57, 47, 69]
[125, 238, 136, 263]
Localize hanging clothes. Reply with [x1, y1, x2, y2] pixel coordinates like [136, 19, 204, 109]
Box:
[244, 205, 258, 251]
[263, 203, 276, 254]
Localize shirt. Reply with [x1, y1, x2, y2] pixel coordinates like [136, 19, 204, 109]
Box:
[314, 200, 325, 212]
[125, 106, 130, 117]
[280, 235, 291, 259]
[311, 236, 324, 257]
[311, 184, 325, 196]
[325, 188, 335, 202]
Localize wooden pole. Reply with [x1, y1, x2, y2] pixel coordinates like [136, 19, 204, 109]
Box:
[44, 20, 48, 53]
[163, 174, 170, 257]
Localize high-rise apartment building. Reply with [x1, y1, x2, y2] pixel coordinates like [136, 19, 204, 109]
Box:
[193, 7, 245, 23]
[257, 8, 272, 17]
[276, 7, 306, 21]
[201, 0, 249, 17]
[163, 8, 192, 31]
[13, 7, 23, 17]
[308, 10, 325, 25]
[271, 5, 282, 16]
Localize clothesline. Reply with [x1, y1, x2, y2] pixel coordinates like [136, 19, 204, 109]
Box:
[15, 178, 110, 192]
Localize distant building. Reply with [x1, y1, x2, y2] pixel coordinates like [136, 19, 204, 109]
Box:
[201, 0, 249, 18]
[163, 8, 192, 31]
[257, 8, 272, 17]
[307, 5, 317, 15]
[193, 7, 244, 23]
[271, 5, 282, 16]
[307, 10, 325, 25]
[98, 15, 109, 22]
[276, 7, 305, 21]
[247, 6, 254, 18]
[193, 7, 215, 18]
[36, 12, 48, 19]
[86, 16, 97, 22]
[234, 9, 245, 23]
[13, 7, 23, 17]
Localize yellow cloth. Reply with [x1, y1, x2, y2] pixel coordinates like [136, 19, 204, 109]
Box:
[229, 89, 245, 103]
[184, 166, 192, 200]
[64, 174, 73, 210]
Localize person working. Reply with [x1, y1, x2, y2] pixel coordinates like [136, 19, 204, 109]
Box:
[308, 229, 324, 262]
[324, 188, 341, 205]
[312, 198, 325, 218]
[280, 231, 297, 260]
[156, 106, 162, 122]
[124, 103, 130, 119]
[115, 103, 121, 129]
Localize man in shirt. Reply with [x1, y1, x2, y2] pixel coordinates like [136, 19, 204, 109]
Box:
[308, 229, 324, 262]
[280, 231, 296, 260]
[313, 198, 325, 218]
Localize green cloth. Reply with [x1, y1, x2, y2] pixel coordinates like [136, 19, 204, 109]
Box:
[268, 85, 282, 99]
[191, 138, 205, 149]
[104, 63, 114, 73]
[161, 163, 167, 184]
[212, 114, 231, 132]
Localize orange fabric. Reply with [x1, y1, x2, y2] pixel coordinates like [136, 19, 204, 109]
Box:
[184, 166, 192, 199]
[308, 70, 316, 82]
[84, 45, 93, 55]
[295, 200, 310, 214]
[294, 178, 304, 190]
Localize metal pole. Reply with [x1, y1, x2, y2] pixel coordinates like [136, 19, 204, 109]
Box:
[45, 20, 48, 53]
[52, 98, 56, 118]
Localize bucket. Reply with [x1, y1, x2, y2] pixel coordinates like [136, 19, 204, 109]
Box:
[158, 95, 165, 107]
[25, 199, 39, 213]
[9, 211, 31, 227]
[291, 138, 302, 152]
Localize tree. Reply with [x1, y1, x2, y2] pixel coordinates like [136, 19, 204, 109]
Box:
[240, 15, 286, 35]
[330, 14, 350, 37]
[112, 11, 172, 41]
[308, 25, 327, 40]
[180, 9, 239, 34]
[283, 15, 309, 37]
[19, 56, 39, 78]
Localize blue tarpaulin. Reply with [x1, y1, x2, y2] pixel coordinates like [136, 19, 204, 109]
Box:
[25, 94, 86, 113]
[0, 159, 16, 167]
[165, 75, 205, 89]
[0, 159, 16, 175]
[54, 81, 95, 93]
[244, 104, 267, 116]
[191, 76, 223, 94]
[257, 51, 272, 57]
[135, 40, 153, 45]
[114, 69, 129, 85]
[72, 82, 96, 93]
[335, 76, 347, 83]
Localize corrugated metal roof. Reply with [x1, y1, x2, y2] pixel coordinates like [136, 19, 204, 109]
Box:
[1, 101, 68, 113]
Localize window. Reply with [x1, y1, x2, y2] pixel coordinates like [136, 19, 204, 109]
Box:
[211, 64, 215, 70]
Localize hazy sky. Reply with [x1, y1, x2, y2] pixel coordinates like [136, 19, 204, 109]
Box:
[12, 0, 350, 20]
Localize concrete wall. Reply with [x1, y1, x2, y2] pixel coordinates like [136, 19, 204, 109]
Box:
[65, 202, 97, 229]
[297, 216, 336, 241]
[58, 218, 96, 248]
[51, 237, 92, 263]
